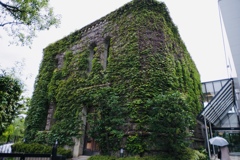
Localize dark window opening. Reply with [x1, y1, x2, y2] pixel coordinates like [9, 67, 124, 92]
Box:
[103, 37, 110, 70]
[89, 42, 97, 72]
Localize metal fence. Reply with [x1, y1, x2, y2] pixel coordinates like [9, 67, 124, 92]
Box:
[0, 142, 65, 160]
[0, 153, 52, 160]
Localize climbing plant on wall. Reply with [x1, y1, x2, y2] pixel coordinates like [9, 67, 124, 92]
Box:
[147, 92, 195, 156]
[24, 0, 202, 157]
[87, 88, 127, 155]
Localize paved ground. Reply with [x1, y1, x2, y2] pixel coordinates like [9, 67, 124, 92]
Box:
[72, 156, 90, 160]
[230, 156, 240, 160]
[73, 154, 240, 160]
[230, 153, 240, 160]
[75, 155, 240, 160]
[212, 156, 240, 160]
[210, 153, 240, 160]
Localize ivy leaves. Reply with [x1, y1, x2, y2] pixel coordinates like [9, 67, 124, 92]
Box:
[87, 88, 127, 155]
[25, 0, 202, 157]
[0, 73, 24, 134]
[147, 92, 195, 155]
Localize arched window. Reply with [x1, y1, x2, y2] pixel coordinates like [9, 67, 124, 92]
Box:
[103, 37, 110, 70]
[89, 42, 97, 72]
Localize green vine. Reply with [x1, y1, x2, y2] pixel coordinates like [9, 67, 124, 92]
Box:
[25, 0, 202, 156]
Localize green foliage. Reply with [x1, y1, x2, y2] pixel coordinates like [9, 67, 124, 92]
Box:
[0, 0, 60, 46]
[0, 124, 14, 143]
[220, 132, 240, 152]
[89, 148, 207, 160]
[89, 155, 116, 160]
[126, 135, 146, 156]
[24, 51, 57, 142]
[0, 117, 25, 143]
[147, 92, 195, 155]
[181, 148, 207, 160]
[33, 131, 50, 144]
[25, 0, 202, 157]
[87, 88, 127, 155]
[11, 117, 25, 142]
[0, 71, 24, 135]
[11, 142, 72, 158]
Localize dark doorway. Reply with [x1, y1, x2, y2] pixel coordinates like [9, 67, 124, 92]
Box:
[83, 121, 99, 155]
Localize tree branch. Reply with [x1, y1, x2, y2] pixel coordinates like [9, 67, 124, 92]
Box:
[0, 1, 20, 11]
[0, 21, 24, 27]
[0, 1, 26, 22]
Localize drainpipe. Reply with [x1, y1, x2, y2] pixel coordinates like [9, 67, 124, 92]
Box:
[204, 116, 211, 159]
[209, 122, 215, 155]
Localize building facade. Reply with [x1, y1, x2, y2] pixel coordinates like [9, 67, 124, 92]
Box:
[25, 0, 202, 157]
[198, 1, 240, 155]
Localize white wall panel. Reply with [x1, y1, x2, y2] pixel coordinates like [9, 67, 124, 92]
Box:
[219, 0, 240, 86]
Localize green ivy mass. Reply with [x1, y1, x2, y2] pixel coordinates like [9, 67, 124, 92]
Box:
[25, 0, 202, 157]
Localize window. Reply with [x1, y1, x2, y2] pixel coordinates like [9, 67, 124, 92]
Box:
[103, 37, 110, 70]
[205, 82, 215, 102]
[89, 42, 97, 72]
[213, 81, 222, 93]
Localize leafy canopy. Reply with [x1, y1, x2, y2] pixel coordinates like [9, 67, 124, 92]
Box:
[0, 70, 25, 135]
[0, 0, 60, 46]
[0, 117, 25, 143]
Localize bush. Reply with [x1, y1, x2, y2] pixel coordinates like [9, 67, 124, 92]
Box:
[11, 142, 72, 158]
[88, 155, 117, 160]
[180, 147, 207, 160]
[88, 148, 207, 160]
[89, 155, 174, 160]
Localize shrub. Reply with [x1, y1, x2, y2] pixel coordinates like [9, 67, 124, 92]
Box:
[11, 142, 72, 158]
[88, 155, 116, 160]
[90, 155, 174, 160]
[89, 148, 207, 160]
[180, 147, 207, 160]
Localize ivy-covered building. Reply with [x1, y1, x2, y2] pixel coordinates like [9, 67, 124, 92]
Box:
[25, 0, 203, 157]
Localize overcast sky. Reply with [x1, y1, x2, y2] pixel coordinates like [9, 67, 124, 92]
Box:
[0, 0, 232, 97]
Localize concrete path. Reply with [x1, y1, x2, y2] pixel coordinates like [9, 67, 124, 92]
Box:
[72, 156, 90, 160]
[74, 154, 240, 160]
[231, 156, 240, 160]
[212, 156, 240, 160]
[211, 154, 240, 160]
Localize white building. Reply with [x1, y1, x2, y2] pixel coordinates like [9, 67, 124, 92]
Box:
[198, 0, 240, 156]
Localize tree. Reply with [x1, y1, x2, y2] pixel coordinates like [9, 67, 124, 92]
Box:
[0, 0, 60, 46]
[0, 71, 25, 135]
[0, 117, 25, 143]
[148, 91, 195, 158]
